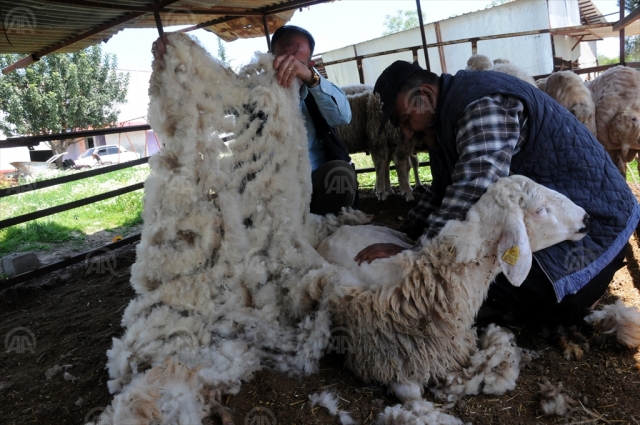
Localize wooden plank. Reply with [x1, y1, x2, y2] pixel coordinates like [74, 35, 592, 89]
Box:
[613, 4, 640, 31]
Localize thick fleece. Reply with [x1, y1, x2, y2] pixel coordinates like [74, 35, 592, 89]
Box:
[89, 33, 368, 425]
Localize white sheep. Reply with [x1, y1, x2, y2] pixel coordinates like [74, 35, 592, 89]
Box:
[337, 84, 423, 201]
[316, 175, 589, 402]
[537, 71, 597, 135]
[465, 54, 536, 85]
[586, 66, 640, 175]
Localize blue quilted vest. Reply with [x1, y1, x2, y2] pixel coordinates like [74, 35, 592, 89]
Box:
[428, 70, 640, 301]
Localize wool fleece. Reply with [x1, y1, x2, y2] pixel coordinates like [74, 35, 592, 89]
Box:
[89, 33, 367, 425]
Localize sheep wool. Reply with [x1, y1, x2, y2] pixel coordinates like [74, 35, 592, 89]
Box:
[538, 379, 579, 416]
[584, 299, 640, 347]
[376, 400, 468, 425]
[89, 33, 368, 425]
[309, 391, 356, 424]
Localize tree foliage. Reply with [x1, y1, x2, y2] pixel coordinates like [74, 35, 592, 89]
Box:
[620, 0, 640, 61]
[0, 45, 129, 154]
[382, 9, 427, 36]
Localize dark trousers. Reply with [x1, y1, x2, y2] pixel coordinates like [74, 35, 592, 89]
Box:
[310, 160, 357, 216]
[482, 243, 629, 325]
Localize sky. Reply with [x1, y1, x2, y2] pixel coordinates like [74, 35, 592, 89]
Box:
[101, 0, 625, 72]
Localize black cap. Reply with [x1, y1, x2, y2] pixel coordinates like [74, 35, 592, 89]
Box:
[373, 60, 423, 134]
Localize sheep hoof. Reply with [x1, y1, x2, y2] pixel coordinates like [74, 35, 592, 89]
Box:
[403, 192, 415, 201]
[377, 192, 388, 201]
[390, 381, 423, 403]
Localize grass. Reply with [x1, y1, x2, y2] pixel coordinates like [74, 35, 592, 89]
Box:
[352, 152, 432, 190]
[0, 165, 150, 255]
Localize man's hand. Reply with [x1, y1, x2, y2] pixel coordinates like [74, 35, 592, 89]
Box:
[273, 54, 313, 88]
[152, 34, 170, 64]
[354, 243, 405, 265]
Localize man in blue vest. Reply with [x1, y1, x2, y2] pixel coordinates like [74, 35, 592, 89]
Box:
[355, 60, 640, 323]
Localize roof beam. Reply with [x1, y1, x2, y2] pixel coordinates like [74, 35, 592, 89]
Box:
[2, 0, 181, 74]
[179, 0, 332, 33]
[39, 0, 262, 16]
[613, 5, 640, 31]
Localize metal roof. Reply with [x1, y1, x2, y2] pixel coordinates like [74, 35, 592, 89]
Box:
[0, 0, 330, 57]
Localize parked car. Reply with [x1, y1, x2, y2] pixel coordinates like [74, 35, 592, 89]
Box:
[74, 145, 140, 167]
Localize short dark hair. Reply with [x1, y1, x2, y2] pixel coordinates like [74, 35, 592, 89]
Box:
[270, 25, 316, 57]
[400, 69, 440, 94]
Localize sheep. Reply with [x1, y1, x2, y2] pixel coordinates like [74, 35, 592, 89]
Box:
[316, 175, 589, 402]
[586, 66, 640, 175]
[336, 84, 424, 201]
[465, 54, 536, 85]
[537, 71, 597, 135]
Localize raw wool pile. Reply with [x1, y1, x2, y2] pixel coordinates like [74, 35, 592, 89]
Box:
[376, 400, 469, 425]
[431, 325, 531, 405]
[308, 391, 355, 425]
[89, 33, 368, 425]
[584, 299, 640, 347]
[538, 379, 579, 416]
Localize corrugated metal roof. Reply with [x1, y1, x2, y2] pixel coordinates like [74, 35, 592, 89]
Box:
[0, 0, 329, 55]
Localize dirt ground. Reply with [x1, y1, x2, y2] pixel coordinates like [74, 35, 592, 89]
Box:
[1, 187, 640, 425]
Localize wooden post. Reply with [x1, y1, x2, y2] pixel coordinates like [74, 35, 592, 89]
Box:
[262, 14, 271, 51]
[435, 22, 446, 73]
[415, 0, 431, 71]
[153, 10, 164, 38]
[620, 0, 626, 65]
[471, 39, 478, 55]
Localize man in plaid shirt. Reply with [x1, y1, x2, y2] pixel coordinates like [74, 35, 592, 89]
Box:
[354, 60, 636, 324]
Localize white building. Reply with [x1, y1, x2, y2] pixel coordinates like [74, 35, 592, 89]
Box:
[321, 0, 609, 86]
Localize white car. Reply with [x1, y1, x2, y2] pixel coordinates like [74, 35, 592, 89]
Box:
[74, 145, 140, 167]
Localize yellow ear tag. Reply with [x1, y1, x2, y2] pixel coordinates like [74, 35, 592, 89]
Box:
[502, 246, 520, 266]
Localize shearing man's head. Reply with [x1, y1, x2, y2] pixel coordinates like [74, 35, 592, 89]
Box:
[374, 61, 440, 141]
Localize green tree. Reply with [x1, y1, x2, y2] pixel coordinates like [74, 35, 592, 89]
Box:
[382, 10, 427, 36]
[0, 45, 129, 155]
[216, 37, 229, 65]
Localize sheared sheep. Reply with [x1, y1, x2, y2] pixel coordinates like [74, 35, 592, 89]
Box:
[537, 71, 597, 135]
[316, 175, 589, 402]
[337, 84, 424, 201]
[586, 66, 640, 175]
[466, 54, 535, 85]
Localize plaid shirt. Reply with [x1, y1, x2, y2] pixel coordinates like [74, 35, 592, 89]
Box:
[399, 93, 528, 242]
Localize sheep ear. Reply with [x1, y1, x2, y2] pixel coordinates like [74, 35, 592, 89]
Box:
[497, 217, 532, 287]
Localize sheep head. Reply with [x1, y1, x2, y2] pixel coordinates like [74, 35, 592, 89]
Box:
[607, 110, 640, 157]
[472, 176, 589, 286]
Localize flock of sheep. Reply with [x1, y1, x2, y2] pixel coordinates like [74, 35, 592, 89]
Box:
[338, 54, 640, 202]
[89, 33, 640, 425]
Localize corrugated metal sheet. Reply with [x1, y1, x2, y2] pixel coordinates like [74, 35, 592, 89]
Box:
[0, 0, 328, 55]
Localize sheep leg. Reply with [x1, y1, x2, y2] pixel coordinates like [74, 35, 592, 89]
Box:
[371, 151, 390, 201]
[409, 154, 426, 193]
[390, 381, 423, 403]
[393, 153, 414, 201]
